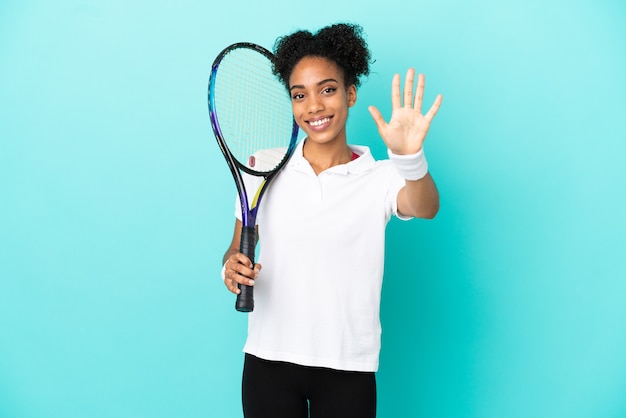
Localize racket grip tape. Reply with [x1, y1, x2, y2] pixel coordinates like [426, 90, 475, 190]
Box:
[235, 225, 256, 312]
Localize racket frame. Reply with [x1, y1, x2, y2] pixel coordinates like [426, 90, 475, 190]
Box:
[208, 42, 299, 312]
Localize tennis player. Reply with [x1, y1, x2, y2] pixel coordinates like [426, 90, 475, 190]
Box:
[221, 22, 442, 418]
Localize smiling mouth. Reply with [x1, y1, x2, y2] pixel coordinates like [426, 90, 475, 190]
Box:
[308, 117, 332, 128]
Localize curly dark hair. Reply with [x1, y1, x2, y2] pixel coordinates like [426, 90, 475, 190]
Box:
[272, 23, 371, 89]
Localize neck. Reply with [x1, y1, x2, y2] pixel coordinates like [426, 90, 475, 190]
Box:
[303, 139, 352, 175]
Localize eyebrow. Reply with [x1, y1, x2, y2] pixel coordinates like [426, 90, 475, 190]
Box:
[289, 78, 339, 91]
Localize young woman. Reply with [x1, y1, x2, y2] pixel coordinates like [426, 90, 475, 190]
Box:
[221, 23, 442, 418]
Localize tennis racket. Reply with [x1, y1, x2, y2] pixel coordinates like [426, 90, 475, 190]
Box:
[208, 42, 299, 312]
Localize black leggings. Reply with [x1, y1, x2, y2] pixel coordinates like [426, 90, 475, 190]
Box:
[242, 354, 377, 418]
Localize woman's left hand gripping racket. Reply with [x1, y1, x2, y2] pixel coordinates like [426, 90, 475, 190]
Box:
[208, 42, 299, 312]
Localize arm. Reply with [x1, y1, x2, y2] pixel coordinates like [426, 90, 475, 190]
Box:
[397, 173, 439, 219]
[222, 219, 260, 295]
[368, 69, 442, 219]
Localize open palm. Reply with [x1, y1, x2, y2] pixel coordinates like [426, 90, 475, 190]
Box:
[368, 69, 442, 155]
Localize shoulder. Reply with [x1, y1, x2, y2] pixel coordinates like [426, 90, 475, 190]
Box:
[349, 144, 398, 175]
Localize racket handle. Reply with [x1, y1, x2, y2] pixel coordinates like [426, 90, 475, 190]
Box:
[235, 226, 256, 312]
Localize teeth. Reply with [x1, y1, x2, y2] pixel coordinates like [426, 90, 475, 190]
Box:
[310, 117, 330, 127]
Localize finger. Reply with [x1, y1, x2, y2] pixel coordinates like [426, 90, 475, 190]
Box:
[231, 252, 253, 269]
[224, 276, 241, 294]
[231, 267, 256, 286]
[403, 68, 416, 108]
[391, 73, 401, 109]
[229, 272, 255, 290]
[368, 105, 386, 130]
[227, 255, 256, 286]
[230, 281, 241, 294]
[414, 73, 425, 113]
[424, 94, 443, 120]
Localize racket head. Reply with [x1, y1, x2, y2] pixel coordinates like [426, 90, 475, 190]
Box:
[208, 42, 298, 313]
[208, 42, 298, 178]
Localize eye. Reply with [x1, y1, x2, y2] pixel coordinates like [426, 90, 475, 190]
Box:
[291, 92, 304, 100]
[322, 87, 337, 95]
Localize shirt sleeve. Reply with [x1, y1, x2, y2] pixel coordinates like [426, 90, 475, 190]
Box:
[387, 163, 413, 221]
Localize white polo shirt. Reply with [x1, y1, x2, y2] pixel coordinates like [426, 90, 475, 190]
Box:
[235, 139, 410, 372]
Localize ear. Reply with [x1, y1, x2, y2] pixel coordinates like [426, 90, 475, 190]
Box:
[347, 84, 357, 108]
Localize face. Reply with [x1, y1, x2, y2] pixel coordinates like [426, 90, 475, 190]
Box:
[288, 56, 357, 146]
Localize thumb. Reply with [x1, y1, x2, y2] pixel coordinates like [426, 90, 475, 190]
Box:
[368, 105, 386, 131]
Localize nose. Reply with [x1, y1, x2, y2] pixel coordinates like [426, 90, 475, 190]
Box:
[307, 96, 324, 114]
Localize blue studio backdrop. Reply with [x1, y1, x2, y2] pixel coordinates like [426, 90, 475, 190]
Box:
[1, 0, 625, 417]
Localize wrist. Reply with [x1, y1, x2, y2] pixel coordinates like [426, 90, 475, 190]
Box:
[387, 148, 428, 180]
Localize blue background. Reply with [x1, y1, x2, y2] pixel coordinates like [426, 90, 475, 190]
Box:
[1, 0, 625, 417]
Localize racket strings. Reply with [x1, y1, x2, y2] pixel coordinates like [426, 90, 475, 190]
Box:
[213, 48, 294, 173]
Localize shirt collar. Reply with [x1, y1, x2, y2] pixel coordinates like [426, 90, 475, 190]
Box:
[288, 139, 376, 175]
